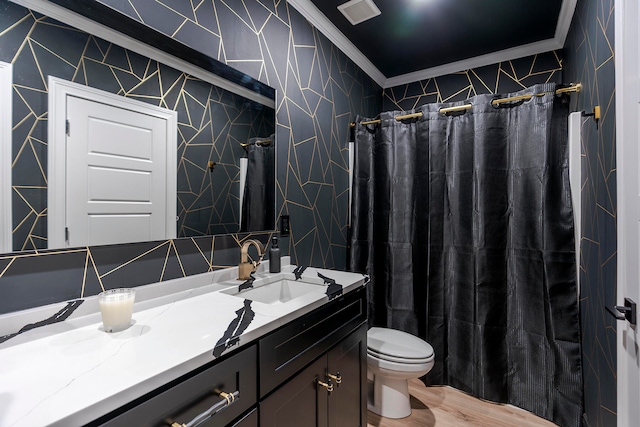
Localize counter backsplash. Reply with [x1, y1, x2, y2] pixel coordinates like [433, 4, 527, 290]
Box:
[0, 232, 273, 316]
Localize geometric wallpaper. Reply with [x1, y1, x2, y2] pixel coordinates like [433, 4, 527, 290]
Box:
[0, 1, 619, 425]
[0, 25, 610, 427]
[96, 0, 383, 269]
[0, 0, 381, 314]
[564, 0, 617, 426]
[0, 3, 275, 250]
[383, 50, 563, 111]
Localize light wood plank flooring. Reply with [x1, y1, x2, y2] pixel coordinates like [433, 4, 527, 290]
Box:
[367, 379, 556, 427]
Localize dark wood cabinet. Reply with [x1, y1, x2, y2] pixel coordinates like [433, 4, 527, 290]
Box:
[260, 356, 328, 427]
[232, 408, 258, 427]
[93, 286, 367, 427]
[260, 323, 367, 427]
[327, 324, 367, 427]
[96, 345, 257, 427]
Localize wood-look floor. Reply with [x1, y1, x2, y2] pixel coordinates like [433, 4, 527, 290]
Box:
[366, 379, 556, 427]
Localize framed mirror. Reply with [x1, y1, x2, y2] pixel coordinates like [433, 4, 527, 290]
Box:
[1, 0, 277, 253]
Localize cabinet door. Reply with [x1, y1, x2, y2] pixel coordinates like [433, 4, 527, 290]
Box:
[260, 356, 329, 427]
[232, 408, 258, 427]
[327, 323, 367, 427]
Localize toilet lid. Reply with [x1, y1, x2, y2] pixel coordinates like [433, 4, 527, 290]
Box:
[367, 327, 434, 361]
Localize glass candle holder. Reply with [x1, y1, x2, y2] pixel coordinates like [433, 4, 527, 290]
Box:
[98, 288, 135, 332]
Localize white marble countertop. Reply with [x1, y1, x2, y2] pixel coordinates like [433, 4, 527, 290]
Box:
[0, 260, 367, 427]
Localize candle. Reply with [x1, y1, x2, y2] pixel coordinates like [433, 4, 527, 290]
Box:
[98, 288, 135, 332]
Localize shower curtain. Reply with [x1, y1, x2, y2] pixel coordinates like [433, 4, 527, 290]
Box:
[241, 135, 275, 232]
[350, 84, 582, 427]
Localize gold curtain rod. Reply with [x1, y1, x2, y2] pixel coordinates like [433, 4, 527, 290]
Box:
[240, 139, 272, 148]
[350, 83, 582, 126]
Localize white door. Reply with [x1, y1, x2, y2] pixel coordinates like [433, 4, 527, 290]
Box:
[66, 96, 168, 247]
[48, 77, 177, 248]
[615, 0, 640, 425]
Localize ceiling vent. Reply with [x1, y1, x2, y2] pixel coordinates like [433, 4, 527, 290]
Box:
[337, 0, 381, 25]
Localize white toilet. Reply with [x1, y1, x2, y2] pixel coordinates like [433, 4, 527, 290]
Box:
[367, 327, 435, 419]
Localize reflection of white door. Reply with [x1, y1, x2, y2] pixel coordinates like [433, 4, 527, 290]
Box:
[48, 77, 177, 248]
[615, 0, 640, 425]
[66, 96, 167, 247]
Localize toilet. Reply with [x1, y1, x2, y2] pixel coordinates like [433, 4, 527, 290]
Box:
[367, 327, 435, 419]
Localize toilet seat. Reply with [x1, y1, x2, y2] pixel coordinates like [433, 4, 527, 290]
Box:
[368, 348, 434, 364]
[367, 327, 434, 363]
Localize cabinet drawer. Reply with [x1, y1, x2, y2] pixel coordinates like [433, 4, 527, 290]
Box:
[97, 344, 257, 427]
[259, 286, 366, 397]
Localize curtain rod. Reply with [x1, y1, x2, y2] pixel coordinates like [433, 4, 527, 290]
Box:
[349, 83, 582, 127]
[240, 139, 272, 151]
[240, 139, 272, 148]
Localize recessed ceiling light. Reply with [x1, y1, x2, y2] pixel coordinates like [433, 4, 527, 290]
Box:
[337, 0, 382, 26]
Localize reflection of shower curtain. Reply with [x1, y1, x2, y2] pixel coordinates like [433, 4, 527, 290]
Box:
[350, 84, 582, 427]
[241, 135, 275, 232]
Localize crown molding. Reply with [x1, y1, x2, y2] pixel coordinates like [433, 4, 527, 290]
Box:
[289, 0, 577, 90]
[555, 0, 578, 46]
[287, 0, 386, 87]
[384, 38, 562, 88]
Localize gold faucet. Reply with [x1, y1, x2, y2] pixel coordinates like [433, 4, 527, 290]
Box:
[238, 239, 265, 280]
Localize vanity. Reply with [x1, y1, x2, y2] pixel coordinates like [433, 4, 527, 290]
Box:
[0, 260, 368, 427]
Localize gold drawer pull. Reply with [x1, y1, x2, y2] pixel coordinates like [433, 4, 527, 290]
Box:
[169, 390, 239, 427]
[327, 372, 342, 385]
[317, 379, 334, 394]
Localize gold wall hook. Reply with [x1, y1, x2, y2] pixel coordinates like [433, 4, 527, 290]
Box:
[207, 161, 216, 171]
[582, 105, 601, 129]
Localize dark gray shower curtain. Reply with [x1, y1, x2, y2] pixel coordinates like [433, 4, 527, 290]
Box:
[350, 83, 582, 427]
[241, 135, 275, 232]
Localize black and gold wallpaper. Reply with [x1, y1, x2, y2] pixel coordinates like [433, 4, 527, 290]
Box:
[564, 0, 617, 426]
[0, 0, 381, 314]
[0, 3, 274, 250]
[0, 1, 619, 425]
[383, 50, 563, 111]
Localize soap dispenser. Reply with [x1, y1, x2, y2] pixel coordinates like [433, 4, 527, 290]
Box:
[269, 236, 281, 273]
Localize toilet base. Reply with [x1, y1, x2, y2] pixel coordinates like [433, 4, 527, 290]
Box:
[367, 374, 412, 419]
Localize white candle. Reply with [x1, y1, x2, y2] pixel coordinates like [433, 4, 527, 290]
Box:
[98, 289, 135, 332]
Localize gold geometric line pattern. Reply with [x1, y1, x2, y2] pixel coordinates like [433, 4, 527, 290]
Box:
[1, 8, 274, 251]
[383, 51, 563, 112]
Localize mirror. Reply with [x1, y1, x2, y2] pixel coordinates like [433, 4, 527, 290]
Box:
[1, 0, 276, 253]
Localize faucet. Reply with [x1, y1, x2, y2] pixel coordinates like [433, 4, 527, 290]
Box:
[238, 239, 265, 280]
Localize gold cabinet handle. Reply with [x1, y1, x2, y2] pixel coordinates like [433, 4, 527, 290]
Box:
[327, 372, 342, 385]
[317, 379, 334, 394]
[169, 390, 239, 427]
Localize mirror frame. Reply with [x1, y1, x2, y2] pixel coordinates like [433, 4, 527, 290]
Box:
[12, 0, 275, 107]
[6, 0, 278, 253]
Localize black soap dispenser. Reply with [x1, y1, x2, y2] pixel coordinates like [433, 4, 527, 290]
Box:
[269, 236, 281, 273]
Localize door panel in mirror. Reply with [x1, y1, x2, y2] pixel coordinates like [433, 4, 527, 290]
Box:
[0, 2, 276, 253]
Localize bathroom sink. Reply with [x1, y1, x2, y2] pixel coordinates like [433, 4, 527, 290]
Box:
[220, 276, 326, 304]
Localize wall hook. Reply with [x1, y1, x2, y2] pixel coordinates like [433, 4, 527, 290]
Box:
[582, 105, 600, 129]
[207, 161, 216, 171]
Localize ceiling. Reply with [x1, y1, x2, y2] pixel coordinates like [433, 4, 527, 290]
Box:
[288, 0, 577, 88]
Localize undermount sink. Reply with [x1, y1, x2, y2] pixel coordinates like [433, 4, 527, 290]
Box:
[221, 277, 326, 304]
